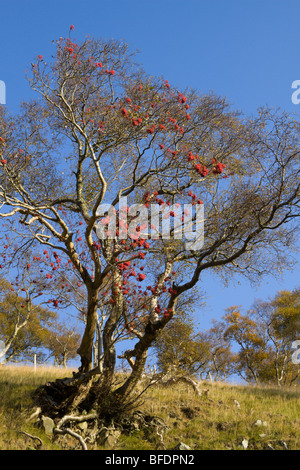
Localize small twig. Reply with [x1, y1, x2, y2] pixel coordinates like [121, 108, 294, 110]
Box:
[18, 431, 43, 449]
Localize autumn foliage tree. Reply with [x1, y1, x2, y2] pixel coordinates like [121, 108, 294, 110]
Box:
[1, 29, 300, 420]
[154, 315, 235, 381]
[222, 291, 300, 386]
[154, 313, 201, 375]
[249, 290, 300, 385]
[223, 306, 268, 384]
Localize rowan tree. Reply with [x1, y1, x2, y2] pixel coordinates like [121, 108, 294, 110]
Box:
[0, 29, 300, 422]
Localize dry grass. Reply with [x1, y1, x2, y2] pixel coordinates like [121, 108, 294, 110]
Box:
[0, 366, 299, 450]
[0, 365, 72, 450]
[132, 380, 300, 450]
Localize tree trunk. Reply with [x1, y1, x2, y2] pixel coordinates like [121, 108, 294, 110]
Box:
[77, 287, 100, 373]
[62, 351, 67, 369]
[114, 320, 164, 399]
[97, 269, 125, 393]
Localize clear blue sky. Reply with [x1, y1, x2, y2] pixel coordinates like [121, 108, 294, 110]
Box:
[1, 0, 300, 330]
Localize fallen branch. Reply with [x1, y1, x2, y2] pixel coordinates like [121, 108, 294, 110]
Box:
[169, 376, 201, 395]
[151, 372, 201, 396]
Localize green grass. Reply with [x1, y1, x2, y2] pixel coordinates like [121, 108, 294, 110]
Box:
[0, 366, 299, 450]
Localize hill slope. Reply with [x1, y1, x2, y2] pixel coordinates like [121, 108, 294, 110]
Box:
[0, 366, 299, 450]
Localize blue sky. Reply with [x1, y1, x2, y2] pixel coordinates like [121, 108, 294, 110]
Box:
[1, 0, 300, 332]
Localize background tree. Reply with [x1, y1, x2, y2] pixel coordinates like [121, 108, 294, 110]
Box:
[154, 313, 201, 375]
[154, 315, 236, 381]
[223, 307, 268, 384]
[0, 32, 300, 420]
[202, 320, 236, 381]
[223, 293, 300, 386]
[45, 322, 81, 368]
[0, 275, 57, 363]
[250, 290, 300, 386]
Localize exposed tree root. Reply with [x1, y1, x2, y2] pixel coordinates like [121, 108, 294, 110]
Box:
[54, 427, 88, 450]
[32, 372, 98, 418]
[27, 407, 42, 422]
[56, 411, 98, 428]
[25, 405, 169, 450]
[53, 412, 98, 450]
[30, 368, 199, 450]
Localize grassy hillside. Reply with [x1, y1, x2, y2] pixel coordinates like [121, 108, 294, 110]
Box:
[0, 366, 299, 450]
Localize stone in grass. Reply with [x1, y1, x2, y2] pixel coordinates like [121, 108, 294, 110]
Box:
[78, 421, 88, 431]
[42, 416, 55, 436]
[254, 419, 267, 427]
[279, 440, 288, 450]
[173, 442, 192, 450]
[97, 429, 122, 448]
[241, 439, 249, 449]
[105, 430, 122, 448]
